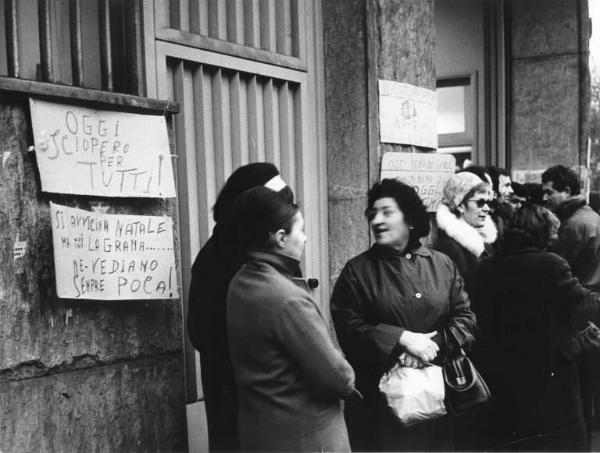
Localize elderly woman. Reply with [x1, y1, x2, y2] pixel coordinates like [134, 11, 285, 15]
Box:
[227, 186, 355, 452]
[471, 204, 600, 451]
[434, 171, 497, 293]
[331, 179, 476, 451]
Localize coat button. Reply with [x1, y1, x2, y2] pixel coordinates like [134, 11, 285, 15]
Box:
[405, 253, 412, 259]
[415, 292, 422, 299]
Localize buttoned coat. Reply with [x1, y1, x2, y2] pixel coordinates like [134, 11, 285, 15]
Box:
[227, 250, 355, 452]
[330, 244, 476, 451]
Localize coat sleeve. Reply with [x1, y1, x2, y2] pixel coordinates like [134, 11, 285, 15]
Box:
[275, 294, 355, 400]
[330, 264, 404, 372]
[439, 259, 477, 352]
[552, 255, 600, 330]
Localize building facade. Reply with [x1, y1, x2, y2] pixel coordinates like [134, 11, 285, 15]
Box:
[0, 0, 590, 451]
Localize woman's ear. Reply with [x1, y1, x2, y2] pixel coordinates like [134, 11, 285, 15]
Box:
[273, 229, 287, 249]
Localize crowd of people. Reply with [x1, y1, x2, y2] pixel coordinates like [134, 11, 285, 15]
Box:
[187, 161, 600, 452]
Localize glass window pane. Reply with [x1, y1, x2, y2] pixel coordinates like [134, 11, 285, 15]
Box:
[437, 85, 465, 134]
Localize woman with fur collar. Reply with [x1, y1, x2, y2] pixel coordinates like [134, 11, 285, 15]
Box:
[434, 171, 497, 294]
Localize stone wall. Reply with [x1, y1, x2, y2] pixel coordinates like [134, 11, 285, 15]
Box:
[0, 94, 186, 452]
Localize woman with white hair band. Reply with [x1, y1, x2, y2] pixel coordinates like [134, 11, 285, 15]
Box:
[433, 171, 497, 295]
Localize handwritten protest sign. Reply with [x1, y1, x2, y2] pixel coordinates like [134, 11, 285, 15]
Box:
[381, 152, 455, 212]
[30, 98, 176, 198]
[50, 202, 178, 300]
[378, 80, 438, 149]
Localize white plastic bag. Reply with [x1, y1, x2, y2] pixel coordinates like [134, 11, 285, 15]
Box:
[379, 363, 447, 426]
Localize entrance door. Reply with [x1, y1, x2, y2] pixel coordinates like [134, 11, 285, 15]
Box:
[144, 1, 327, 449]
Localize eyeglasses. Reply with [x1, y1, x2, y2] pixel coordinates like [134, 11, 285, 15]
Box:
[466, 199, 490, 208]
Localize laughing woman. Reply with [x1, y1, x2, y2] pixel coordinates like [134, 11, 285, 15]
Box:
[331, 179, 476, 451]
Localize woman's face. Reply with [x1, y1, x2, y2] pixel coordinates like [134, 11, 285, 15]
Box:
[461, 191, 491, 228]
[280, 211, 307, 260]
[368, 197, 411, 251]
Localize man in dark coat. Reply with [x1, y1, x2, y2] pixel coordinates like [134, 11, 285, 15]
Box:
[542, 164, 600, 440]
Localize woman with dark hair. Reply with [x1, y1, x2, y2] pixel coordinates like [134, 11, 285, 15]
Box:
[471, 204, 600, 451]
[330, 178, 476, 451]
[434, 171, 497, 294]
[227, 186, 355, 452]
[187, 162, 292, 452]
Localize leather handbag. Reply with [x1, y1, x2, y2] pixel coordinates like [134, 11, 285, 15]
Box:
[442, 329, 491, 416]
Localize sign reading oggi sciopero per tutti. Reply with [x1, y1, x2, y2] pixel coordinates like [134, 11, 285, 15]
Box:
[50, 203, 178, 300]
[30, 98, 176, 198]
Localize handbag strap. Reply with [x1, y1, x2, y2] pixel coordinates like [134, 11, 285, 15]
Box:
[443, 327, 465, 359]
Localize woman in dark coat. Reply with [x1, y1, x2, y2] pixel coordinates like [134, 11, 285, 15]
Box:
[434, 171, 497, 294]
[227, 187, 356, 452]
[186, 162, 292, 452]
[331, 179, 477, 452]
[471, 204, 600, 451]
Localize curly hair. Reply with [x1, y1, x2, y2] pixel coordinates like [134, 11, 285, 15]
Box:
[366, 178, 430, 250]
[503, 204, 560, 250]
[541, 165, 580, 195]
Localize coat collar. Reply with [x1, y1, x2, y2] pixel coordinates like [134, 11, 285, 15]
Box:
[436, 203, 498, 258]
[246, 248, 302, 277]
[554, 196, 587, 222]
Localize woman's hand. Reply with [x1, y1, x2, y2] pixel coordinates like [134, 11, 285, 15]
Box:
[399, 351, 426, 368]
[398, 330, 439, 363]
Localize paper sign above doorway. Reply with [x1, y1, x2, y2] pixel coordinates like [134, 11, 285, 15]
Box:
[380, 152, 455, 212]
[50, 202, 178, 300]
[29, 98, 176, 198]
[378, 80, 438, 149]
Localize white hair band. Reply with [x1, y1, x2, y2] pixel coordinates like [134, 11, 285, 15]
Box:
[264, 175, 287, 192]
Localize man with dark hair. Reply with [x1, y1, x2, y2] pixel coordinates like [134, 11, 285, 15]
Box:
[542, 164, 600, 444]
[488, 166, 514, 203]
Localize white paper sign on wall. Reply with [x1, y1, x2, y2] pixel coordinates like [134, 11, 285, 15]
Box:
[378, 80, 438, 149]
[380, 152, 455, 212]
[50, 202, 179, 300]
[30, 98, 176, 198]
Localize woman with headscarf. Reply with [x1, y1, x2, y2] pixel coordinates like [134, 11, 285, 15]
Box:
[187, 162, 292, 452]
[330, 179, 476, 451]
[434, 171, 497, 294]
[227, 186, 355, 452]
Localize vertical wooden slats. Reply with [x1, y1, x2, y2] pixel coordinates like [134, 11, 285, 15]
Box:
[278, 82, 292, 189]
[260, 0, 276, 52]
[38, 0, 53, 82]
[290, 0, 301, 58]
[244, 0, 260, 48]
[293, 84, 304, 203]
[276, 0, 292, 56]
[69, 0, 84, 86]
[247, 75, 260, 161]
[230, 72, 243, 169]
[98, 0, 113, 91]
[227, 0, 244, 45]
[5, 0, 19, 77]
[124, 0, 145, 96]
[212, 68, 227, 190]
[190, 0, 209, 35]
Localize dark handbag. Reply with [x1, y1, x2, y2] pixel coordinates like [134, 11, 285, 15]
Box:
[442, 329, 491, 416]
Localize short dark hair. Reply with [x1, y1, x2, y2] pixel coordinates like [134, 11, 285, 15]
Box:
[503, 204, 560, 250]
[213, 162, 281, 224]
[541, 165, 580, 195]
[231, 186, 299, 248]
[488, 166, 510, 195]
[366, 179, 430, 250]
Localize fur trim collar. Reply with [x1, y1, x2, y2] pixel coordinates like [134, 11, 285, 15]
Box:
[436, 203, 498, 257]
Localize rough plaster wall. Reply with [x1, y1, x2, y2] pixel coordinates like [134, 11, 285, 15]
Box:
[510, 0, 587, 170]
[324, 0, 435, 286]
[0, 96, 185, 452]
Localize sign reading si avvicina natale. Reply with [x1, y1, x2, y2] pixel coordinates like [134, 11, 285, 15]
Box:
[50, 203, 178, 300]
[29, 98, 176, 198]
